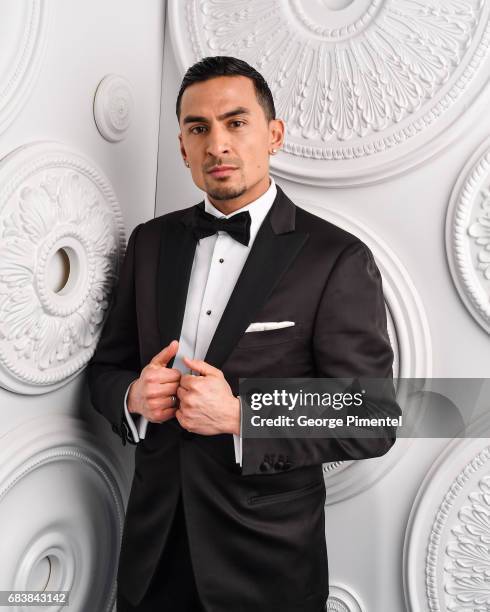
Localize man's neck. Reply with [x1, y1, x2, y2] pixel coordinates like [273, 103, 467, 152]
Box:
[207, 175, 271, 216]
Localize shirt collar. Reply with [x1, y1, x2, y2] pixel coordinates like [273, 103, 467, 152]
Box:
[203, 176, 277, 247]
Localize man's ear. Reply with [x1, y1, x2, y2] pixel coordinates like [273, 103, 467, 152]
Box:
[269, 118, 285, 151]
[178, 133, 187, 163]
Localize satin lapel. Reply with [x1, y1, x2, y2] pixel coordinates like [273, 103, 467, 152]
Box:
[204, 187, 309, 369]
[157, 206, 199, 366]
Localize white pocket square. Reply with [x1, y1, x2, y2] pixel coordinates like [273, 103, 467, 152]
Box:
[245, 321, 295, 333]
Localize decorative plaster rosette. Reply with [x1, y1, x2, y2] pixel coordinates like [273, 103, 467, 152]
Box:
[327, 585, 365, 612]
[0, 142, 126, 394]
[0, 1, 51, 136]
[169, 0, 490, 185]
[297, 200, 432, 504]
[446, 137, 490, 334]
[404, 424, 490, 612]
[93, 75, 134, 142]
[0, 415, 128, 612]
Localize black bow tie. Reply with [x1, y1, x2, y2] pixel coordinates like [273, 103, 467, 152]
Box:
[191, 206, 251, 246]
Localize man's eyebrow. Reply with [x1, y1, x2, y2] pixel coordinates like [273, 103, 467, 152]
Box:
[182, 107, 251, 125]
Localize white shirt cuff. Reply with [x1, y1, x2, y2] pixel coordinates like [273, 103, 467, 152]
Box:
[232, 395, 242, 466]
[123, 381, 148, 442]
[138, 415, 149, 438]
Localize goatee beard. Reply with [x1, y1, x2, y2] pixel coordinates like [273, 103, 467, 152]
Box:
[207, 185, 247, 201]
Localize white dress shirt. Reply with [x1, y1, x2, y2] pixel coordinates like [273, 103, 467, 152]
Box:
[123, 177, 278, 466]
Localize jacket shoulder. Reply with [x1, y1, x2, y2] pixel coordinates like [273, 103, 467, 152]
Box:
[132, 204, 197, 241]
[294, 203, 364, 252]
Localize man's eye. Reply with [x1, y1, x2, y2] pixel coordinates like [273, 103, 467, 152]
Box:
[231, 120, 245, 128]
[190, 126, 206, 134]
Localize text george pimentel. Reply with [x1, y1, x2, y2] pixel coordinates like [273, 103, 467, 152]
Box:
[250, 415, 402, 428]
[248, 389, 402, 428]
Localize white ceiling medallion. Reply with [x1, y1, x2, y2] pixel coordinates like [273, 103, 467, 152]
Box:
[169, 0, 490, 186]
[0, 415, 128, 612]
[0, 0, 52, 136]
[0, 142, 126, 394]
[297, 200, 432, 504]
[93, 75, 134, 143]
[327, 585, 365, 612]
[446, 137, 490, 334]
[404, 422, 490, 612]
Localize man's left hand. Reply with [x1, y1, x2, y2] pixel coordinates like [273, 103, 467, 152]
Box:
[176, 357, 240, 436]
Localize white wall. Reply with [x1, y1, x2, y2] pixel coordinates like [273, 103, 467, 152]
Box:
[0, 1, 165, 610]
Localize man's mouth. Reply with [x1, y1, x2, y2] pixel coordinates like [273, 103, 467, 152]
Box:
[207, 165, 237, 178]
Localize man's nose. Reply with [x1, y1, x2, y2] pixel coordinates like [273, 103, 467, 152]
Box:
[205, 125, 230, 157]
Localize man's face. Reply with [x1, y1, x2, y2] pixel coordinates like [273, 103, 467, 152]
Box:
[178, 75, 284, 208]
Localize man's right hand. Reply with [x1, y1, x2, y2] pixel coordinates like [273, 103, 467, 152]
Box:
[127, 340, 181, 423]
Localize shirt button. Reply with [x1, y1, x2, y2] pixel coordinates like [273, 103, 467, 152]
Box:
[219, 258, 224, 263]
[206, 310, 212, 315]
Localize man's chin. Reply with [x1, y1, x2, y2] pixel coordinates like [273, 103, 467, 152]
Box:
[206, 185, 247, 201]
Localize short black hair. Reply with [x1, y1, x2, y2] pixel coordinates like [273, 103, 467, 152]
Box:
[176, 55, 276, 123]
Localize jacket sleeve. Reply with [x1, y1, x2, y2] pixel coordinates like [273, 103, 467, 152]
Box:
[240, 240, 400, 476]
[86, 222, 144, 446]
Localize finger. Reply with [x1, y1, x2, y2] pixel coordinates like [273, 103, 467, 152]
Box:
[147, 406, 173, 423]
[182, 356, 221, 377]
[146, 381, 179, 400]
[179, 373, 199, 390]
[175, 408, 189, 430]
[149, 396, 178, 419]
[148, 369, 181, 384]
[156, 407, 177, 423]
[150, 340, 179, 368]
[176, 386, 190, 401]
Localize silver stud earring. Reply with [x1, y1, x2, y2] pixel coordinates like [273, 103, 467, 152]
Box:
[271, 149, 278, 154]
[185, 160, 190, 167]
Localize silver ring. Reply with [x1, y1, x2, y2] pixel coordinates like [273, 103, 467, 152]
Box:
[170, 394, 177, 407]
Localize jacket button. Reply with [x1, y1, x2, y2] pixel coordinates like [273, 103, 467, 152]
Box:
[260, 460, 272, 472]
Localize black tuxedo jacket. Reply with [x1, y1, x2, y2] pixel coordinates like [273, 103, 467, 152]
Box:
[87, 184, 397, 611]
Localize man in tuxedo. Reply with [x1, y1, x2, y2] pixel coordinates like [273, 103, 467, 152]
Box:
[87, 56, 397, 612]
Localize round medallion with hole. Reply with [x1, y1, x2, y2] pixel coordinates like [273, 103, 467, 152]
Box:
[0, 142, 126, 393]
